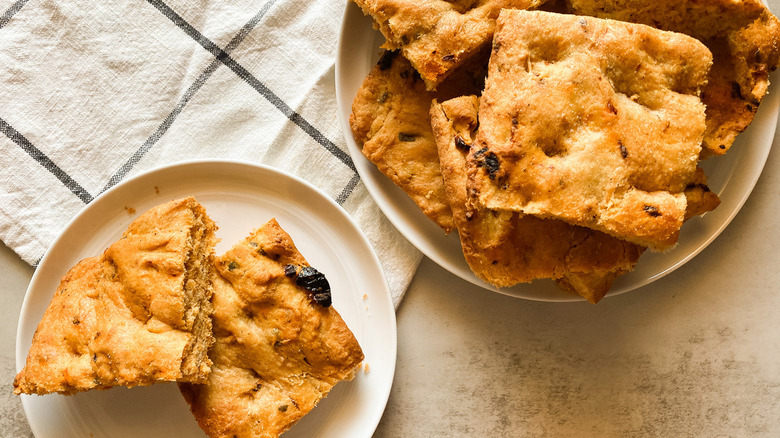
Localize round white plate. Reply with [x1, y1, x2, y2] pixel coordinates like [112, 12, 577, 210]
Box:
[16, 160, 396, 437]
[335, 3, 780, 302]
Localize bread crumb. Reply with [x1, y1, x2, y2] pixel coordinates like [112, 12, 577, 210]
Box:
[124, 206, 136, 214]
[364, 363, 370, 374]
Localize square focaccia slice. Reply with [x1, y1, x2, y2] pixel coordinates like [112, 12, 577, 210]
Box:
[433, 96, 719, 302]
[431, 95, 644, 303]
[14, 197, 217, 395]
[179, 219, 364, 438]
[561, 0, 780, 155]
[351, 0, 547, 89]
[470, 10, 712, 251]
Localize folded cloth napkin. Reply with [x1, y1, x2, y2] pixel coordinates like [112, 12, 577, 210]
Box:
[0, 0, 421, 307]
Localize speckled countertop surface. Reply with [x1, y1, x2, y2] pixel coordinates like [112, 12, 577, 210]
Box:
[5, 5, 780, 438]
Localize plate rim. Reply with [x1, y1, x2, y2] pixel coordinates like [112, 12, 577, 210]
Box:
[335, 2, 780, 302]
[15, 158, 397, 437]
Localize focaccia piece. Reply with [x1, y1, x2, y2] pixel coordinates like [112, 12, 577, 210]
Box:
[728, 11, 780, 106]
[703, 11, 780, 156]
[684, 167, 721, 220]
[349, 49, 489, 233]
[564, 0, 764, 39]
[471, 10, 712, 251]
[431, 96, 644, 303]
[14, 197, 217, 395]
[561, 0, 780, 155]
[351, 0, 546, 89]
[180, 219, 364, 438]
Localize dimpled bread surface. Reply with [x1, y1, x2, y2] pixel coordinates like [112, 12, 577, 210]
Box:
[431, 95, 644, 303]
[470, 10, 712, 251]
[562, 0, 780, 155]
[14, 197, 217, 395]
[179, 219, 364, 438]
[352, 0, 547, 88]
[349, 48, 490, 233]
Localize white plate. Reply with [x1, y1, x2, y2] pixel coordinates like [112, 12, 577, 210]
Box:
[335, 2, 780, 302]
[15, 160, 396, 437]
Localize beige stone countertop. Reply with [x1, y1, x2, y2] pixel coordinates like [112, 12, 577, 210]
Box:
[4, 9, 780, 438]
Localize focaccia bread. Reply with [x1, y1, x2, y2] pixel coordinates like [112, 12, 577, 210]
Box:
[14, 197, 217, 395]
[431, 95, 644, 303]
[349, 48, 489, 233]
[470, 10, 712, 251]
[432, 96, 719, 301]
[561, 0, 780, 155]
[351, 0, 546, 89]
[180, 219, 364, 438]
[683, 167, 721, 220]
[564, 0, 765, 39]
[705, 10, 780, 153]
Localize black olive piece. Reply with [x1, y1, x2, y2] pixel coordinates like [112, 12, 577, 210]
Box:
[731, 82, 744, 100]
[283, 264, 298, 277]
[398, 132, 416, 142]
[377, 50, 398, 71]
[283, 264, 332, 307]
[480, 151, 500, 180]
[296, 266, 329, 292]
[643, 205, 661, 217]
[618, 140, 628, 159]
[454, 135, 471, 152]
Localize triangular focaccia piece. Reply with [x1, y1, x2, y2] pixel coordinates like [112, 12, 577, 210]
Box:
[561, 0, 780, 155]
[431, 95, 644, 303]
[179, 219, 364, 438]
[471, 10, 712, 251]
[14, 197, 217, 395]
[349, 48, 489, 233]
[352, 0, 547, 89]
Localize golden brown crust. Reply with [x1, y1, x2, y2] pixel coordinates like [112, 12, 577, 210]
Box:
[14, 197, 217, 395]
[728, 11, 780, 108]
[470, 10, 711, 251]
[180, 219, 364, 438]
[352, 0, 545, 88]
[564, 0, 765, 39]
[700, 37, 762, 156]
[431, 96, 644, 303]
[349, 49, 489, 233]
[684, 167, 721, 220]
[561, 0, 780, 155]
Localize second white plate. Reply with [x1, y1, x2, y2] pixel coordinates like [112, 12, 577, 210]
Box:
[334, 2, 780, 301]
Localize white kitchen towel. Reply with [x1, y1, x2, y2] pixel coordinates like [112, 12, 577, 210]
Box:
[0, 0, 421, 307]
